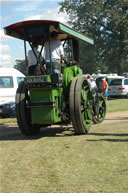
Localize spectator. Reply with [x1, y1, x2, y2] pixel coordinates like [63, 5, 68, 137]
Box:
[43, 31, 64, 74]
[87, 74, 93, 88]
[102, 78, 108, 96]
[91, 77, 97, 89]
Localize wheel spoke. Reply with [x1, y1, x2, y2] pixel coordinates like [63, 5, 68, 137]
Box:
[92, 94, 106, 124]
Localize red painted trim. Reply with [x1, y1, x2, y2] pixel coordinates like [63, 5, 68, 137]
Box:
[4, 20, 59, 30]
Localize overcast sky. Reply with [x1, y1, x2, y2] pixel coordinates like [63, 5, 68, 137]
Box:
[0, 0, 69, 67]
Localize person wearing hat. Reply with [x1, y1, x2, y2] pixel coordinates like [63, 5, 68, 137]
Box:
[91, 77, 97, 89]
[43, 31, 64, 74]
[27, 42, 45, 75]
[87, 74, 97, 91]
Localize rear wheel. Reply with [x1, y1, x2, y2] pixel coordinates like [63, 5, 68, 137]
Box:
[92, 94, 106, 124]
[16, 82, 40, 136]
[69, 77, 93, 134]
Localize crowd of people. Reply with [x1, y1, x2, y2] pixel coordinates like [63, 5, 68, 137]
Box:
[87, 74, 108, 98]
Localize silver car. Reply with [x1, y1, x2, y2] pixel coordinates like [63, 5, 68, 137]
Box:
[108, 78, 128, 98]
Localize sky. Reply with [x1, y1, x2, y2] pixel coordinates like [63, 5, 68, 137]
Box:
[0, 0, 69, 67]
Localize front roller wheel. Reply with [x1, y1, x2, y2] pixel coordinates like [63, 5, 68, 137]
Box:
[69, 77, 93, 134]
[69, 77, 79, 133]
[92, 94, 106, 124]
[16, 82, 40, 136]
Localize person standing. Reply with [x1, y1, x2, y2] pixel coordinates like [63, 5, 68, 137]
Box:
[87, 74, 93, 89]
[91, 77, 97, 89]
[43, 31, 64, 74]
[101, 78, 108, 97]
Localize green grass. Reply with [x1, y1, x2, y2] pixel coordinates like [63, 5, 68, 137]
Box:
[0, 118, 16, 124]
[0, 98, 128, 193]
[107, 98, 128, 112]
[1, 121, 128, 193]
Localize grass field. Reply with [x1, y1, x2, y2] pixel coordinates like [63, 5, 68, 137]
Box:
[0, 98, 128, 193]
[1, 121, 128, 193]
[107, 98, 128, 112]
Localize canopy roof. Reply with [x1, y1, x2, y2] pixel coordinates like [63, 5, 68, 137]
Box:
[4, 20, 94, 45]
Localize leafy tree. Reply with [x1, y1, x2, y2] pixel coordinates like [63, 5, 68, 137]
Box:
[59, 0, 128, 75]
[14, 59, 27, 76]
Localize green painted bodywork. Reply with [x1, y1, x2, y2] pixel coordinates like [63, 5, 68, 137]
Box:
[26, 65, 83, 125]
[59, 23, 94, 44]
[63, 65, 83, 95]
[30, 87, 62, 124]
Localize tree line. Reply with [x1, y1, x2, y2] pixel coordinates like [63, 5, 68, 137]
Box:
[59, 0, 128, 75]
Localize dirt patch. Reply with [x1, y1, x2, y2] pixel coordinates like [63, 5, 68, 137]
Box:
[0, 111, 128, 140]
[103, 111, 128, 124]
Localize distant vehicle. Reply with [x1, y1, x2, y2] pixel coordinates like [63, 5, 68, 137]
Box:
[0, 68, 25, 118]
[93, 74, 124, 93]
[108, 78, 128, 98]
[0, 102, 16, 118]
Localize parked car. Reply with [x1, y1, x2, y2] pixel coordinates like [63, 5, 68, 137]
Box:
[0, 68, 25, 118]
[108, 78, 128, 98]
[0, 102, 16, 118]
